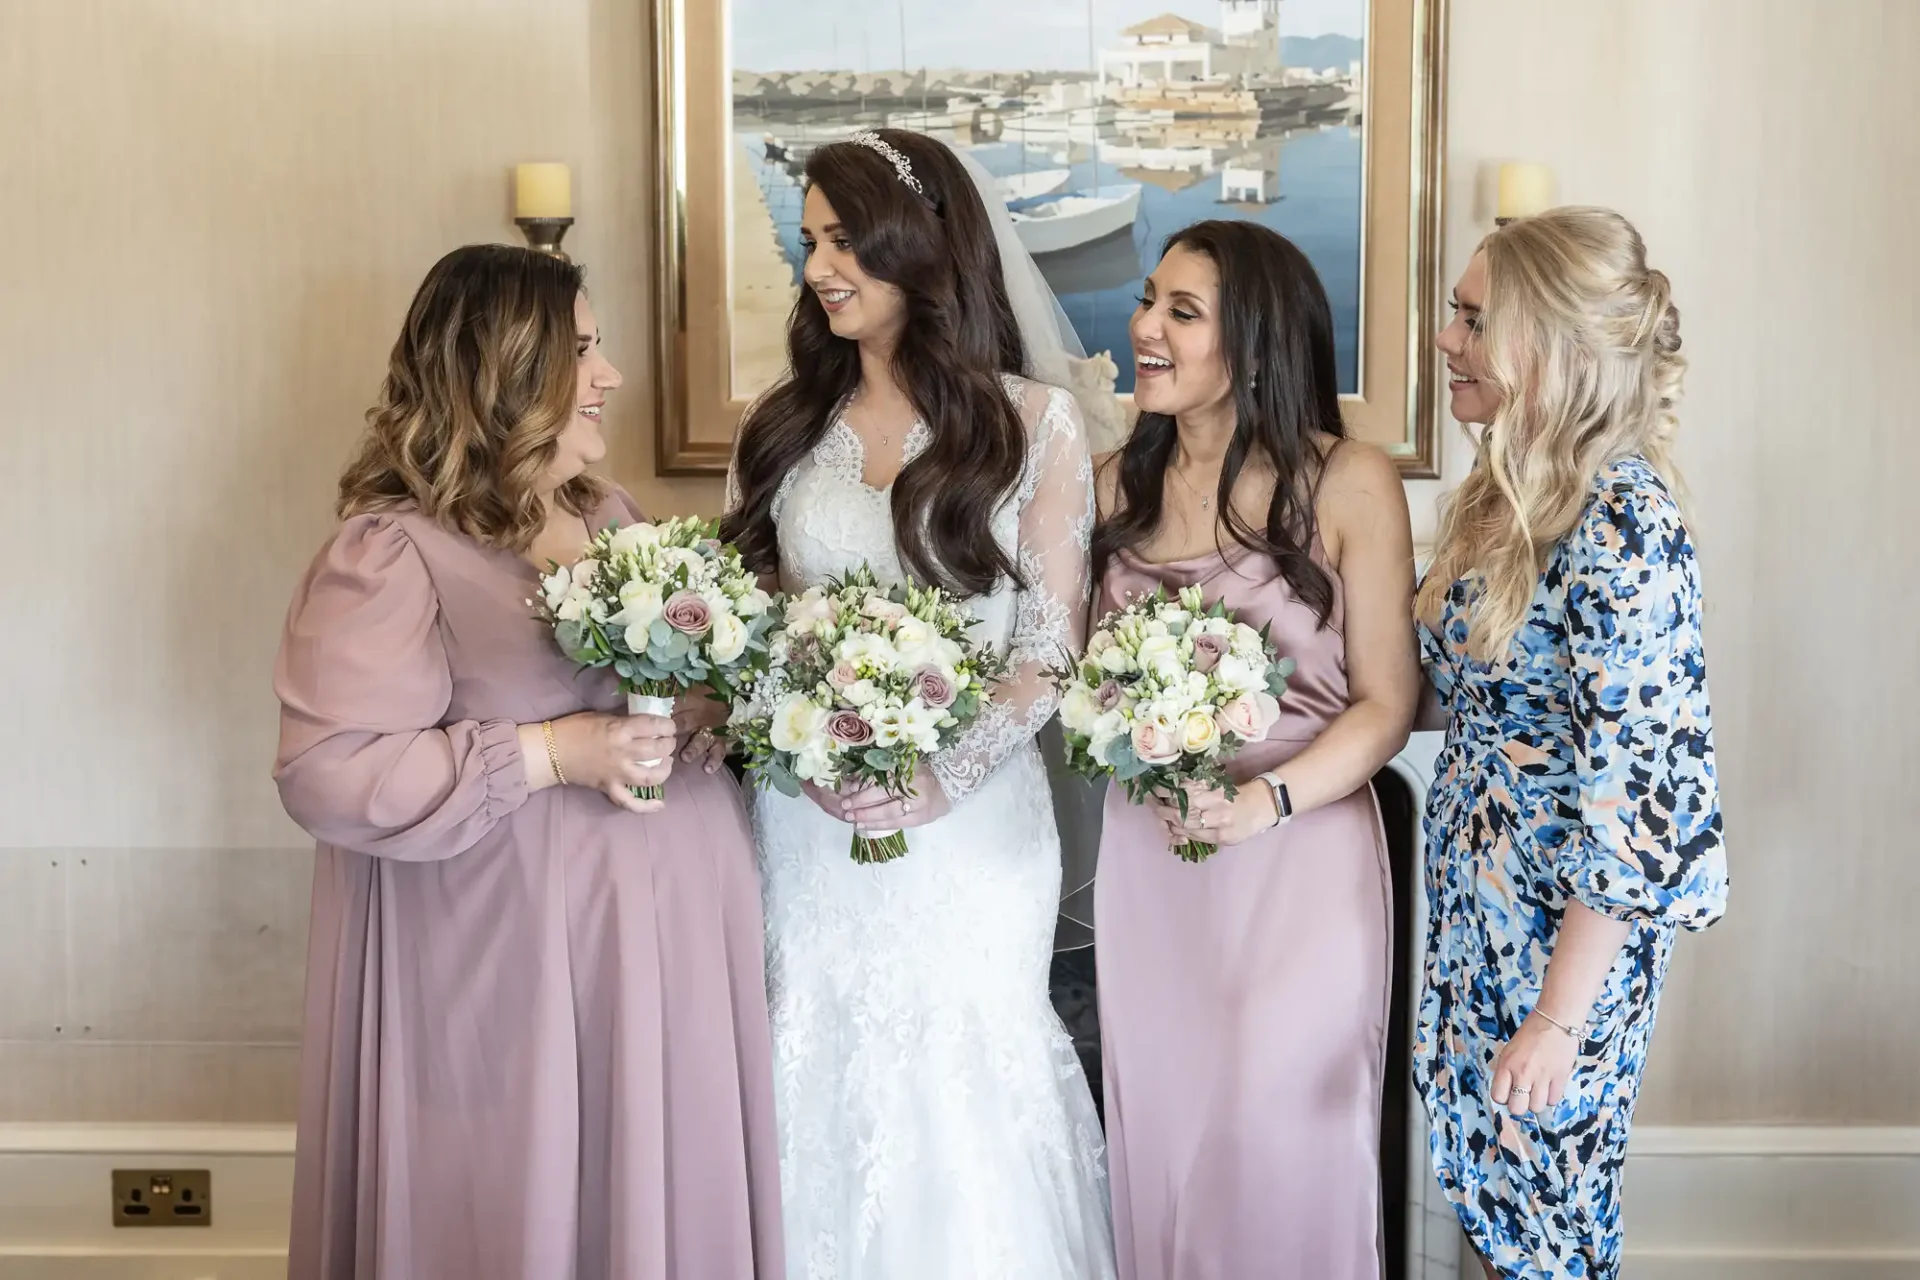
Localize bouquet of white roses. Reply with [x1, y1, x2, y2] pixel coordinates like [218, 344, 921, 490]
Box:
[1055, 585, 1295, 863]
[730, 564, 1003, 864]
[534, 516, 777, 800]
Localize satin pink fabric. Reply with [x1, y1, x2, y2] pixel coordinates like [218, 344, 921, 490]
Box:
[1095, 545, 1393, 1280]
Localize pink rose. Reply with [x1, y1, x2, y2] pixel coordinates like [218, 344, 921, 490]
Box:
[1130, 718, 1183, 766]
[1095, 679, 1123, 711]
[663, 590, 712, 636]
[1191, 632, 1229, 674]
[827, 660, 861, 689]
[827, 710, 875, 747]
[911, 667, 957, 710]
[1215, 695, 1263, 742]
[860, 594, 909, 625]
[1216, 691, 1282, 742]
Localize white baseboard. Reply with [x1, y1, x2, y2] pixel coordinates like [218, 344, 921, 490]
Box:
[0, 1123, 1913, 1277]
[1624, 1126, 1920, 1278]
[0, 1124, 293, 1280]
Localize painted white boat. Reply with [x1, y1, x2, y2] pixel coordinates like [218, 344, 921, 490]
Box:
[1010, 184, 1143, 256]
[996, 167, 1072, 203]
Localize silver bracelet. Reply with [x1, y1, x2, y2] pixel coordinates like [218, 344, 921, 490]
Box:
[1534, 1008, 1583, 1039]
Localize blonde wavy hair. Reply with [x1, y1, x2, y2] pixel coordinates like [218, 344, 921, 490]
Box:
[338, 244, 603, 551]
[1418, 206, 1687, 660]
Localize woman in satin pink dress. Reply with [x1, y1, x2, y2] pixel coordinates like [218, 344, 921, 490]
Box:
[272, 245, 782, 1279]
[1091, 222, 1422, 1280]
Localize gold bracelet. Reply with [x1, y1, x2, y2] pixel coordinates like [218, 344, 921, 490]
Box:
[541, 720, 567, 786]
[1534, 1008, 1582, 1039]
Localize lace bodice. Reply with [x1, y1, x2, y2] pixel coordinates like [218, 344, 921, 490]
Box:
[730, 374, 1094, 803]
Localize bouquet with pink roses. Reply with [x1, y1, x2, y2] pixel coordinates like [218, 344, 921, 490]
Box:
[533, 516, 777, 800]
[1054, 585, 1294, 863]
[730, 564, 1003, 864]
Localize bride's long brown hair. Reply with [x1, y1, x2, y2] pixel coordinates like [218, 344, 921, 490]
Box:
[720, 130, 1031, 596]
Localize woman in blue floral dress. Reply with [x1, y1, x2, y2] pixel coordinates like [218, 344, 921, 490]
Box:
[1414, 208, 1730, 1279]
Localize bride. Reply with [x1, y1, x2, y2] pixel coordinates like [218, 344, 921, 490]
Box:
[719, 128, 1116, 1279]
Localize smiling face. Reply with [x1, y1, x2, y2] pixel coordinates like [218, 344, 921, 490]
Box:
[1436, 250, 1501, 425]
[800, 184, 907, 349]
[545, 291, 622, 489]
[1129, 242, 1233, 422]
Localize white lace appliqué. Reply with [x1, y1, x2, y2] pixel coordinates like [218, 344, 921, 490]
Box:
[732, 378, 1114, 1280]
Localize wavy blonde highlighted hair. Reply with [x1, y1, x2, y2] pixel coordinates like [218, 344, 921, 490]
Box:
[338, 244, 603, 551]
[1419, 206, 1687, 660]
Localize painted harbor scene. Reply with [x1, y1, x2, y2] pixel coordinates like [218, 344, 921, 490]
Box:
[728, 0, 1367, 400]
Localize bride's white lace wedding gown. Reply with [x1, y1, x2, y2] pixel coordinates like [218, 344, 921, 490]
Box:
[744, 375, 1115, 1280]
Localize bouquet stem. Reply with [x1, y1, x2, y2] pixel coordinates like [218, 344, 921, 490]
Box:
[626, 687, 677, 803]
[850, 828, 909, 864]
[1174, 838, 1218, 865]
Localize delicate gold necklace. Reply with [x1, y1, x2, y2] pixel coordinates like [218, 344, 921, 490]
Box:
[847, 384, 912, 448]
[1172, 462, 1219, 512]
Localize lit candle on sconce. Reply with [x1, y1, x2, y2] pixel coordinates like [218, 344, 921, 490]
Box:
[1495, 162, 1555, 226]
[514, 162, 575, 259]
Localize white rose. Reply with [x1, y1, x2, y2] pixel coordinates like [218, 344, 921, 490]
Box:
[892, 617, 936, 665]
[1231, 623, 1265, 657]
[707, 611, 748, 665]
[1098, 645, 1135, 676]
[1158, 607, 1192, 633]
[1214, 653, 1264, 694]
[663, 547, 706, 578]
[1086, 630, 1116, 659]
[607, 522, 661, 556]
[735, 586, 773, 618]
[1135, 634, 1183, 680]
[844, 679, 882, 707]
[1144, 619, 1170, 638]
[769, 693, 829, 753]
[556, 587, 594, 623]
[1059, 684, 1103, 735]
[613, 581, 665, 646]
[1179, 710, 1220, 755]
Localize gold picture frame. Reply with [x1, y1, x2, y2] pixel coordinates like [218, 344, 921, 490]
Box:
[648, 0, 1447, 478]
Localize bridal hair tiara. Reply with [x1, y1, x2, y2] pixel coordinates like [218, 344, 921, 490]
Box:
[848, 130, 929, 200]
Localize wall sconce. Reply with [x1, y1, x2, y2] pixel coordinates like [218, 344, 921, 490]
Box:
[514, 162, 574, 260]
[1495, 162, 1555, 226]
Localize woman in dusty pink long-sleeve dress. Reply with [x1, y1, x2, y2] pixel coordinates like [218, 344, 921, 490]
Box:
[273, 245, 782, 1280]
[1090, 223, 1421, 1279]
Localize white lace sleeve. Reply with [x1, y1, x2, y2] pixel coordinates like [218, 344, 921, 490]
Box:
[931, 385, 1094, 804]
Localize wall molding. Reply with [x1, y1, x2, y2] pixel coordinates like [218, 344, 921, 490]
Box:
[1623, 1126, 1920, 1278]
[0, 1124, 1911, 1276]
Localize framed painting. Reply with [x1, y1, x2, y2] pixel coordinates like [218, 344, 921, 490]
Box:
[648, 0, 1447, 477]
